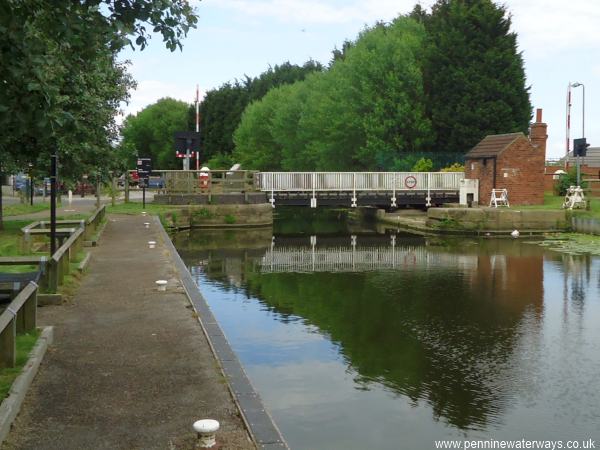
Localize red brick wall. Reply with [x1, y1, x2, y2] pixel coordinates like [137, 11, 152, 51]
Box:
[464, 158, 494, 205]
[465, 136, 546, 205]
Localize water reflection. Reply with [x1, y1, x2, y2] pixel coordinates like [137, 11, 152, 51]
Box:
[172, 227, 600, 449]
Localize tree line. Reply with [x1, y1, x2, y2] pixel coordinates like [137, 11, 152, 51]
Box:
[232, 0, 531, 171]
[118, 0, 531, 173]
[118, 61, 323, 169]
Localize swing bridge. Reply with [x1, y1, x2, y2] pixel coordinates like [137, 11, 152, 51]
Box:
[256, 171, 465, 208]
[156, 170, 467, 208]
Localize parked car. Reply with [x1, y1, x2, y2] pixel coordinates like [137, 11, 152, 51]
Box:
[13, 174, 28, 191]
[147, 176, 165, 189]
[74, 181, 96, 196]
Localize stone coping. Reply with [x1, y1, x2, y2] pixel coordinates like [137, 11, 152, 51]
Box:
[156, 217, 289, 449]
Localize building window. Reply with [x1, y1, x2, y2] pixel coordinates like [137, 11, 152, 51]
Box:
[471, 162, 475, 171]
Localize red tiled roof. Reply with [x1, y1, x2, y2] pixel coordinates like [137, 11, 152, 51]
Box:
[465, 132, 525, 158]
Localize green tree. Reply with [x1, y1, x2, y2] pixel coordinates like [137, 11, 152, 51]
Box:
[0, 0, 198, 228]
[422, 0, 532, 153]
[193, 61, 323, 164]
[234, 17, 432, 171]
[120, 98, 191, 169]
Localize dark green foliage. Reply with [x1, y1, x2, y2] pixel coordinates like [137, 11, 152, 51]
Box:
[119, 98, 190, 169]
[190, 61, 323, 164]
[0, 0, 197, 181]
[422, 0, 532, 153]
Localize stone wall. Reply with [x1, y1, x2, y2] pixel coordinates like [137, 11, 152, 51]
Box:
[164, 204, 273, 229]
[427, 207, 569, 232]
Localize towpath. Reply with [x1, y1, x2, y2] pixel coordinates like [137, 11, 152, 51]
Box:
[3, 214, 254, 449]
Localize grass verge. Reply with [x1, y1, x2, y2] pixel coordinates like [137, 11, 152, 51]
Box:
[0, 330, 40, 400]
[106, 202, 180, 215]
[519, 193, 600, 220]
[2, 203, 49, 217]
[0, 221, 38, 257]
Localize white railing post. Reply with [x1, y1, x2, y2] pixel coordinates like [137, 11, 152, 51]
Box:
[351, 173, 357, 207]
[426, 173, 431, 207]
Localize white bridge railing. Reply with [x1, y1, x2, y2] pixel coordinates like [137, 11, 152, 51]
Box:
[255, 171, 464, 207]
[256, 172, 464, 192]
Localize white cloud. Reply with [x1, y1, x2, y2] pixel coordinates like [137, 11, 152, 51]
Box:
[510, 0, 600, 57]
[205, 0, 426, 25]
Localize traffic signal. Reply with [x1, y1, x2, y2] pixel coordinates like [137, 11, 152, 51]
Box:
[573, 138, 590, 157]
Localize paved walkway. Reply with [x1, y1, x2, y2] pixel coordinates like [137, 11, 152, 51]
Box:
[4, 214, 254, 449]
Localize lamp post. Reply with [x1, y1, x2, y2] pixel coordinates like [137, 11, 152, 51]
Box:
[571, 82, 585, 186]
[571, 82, 585, 137]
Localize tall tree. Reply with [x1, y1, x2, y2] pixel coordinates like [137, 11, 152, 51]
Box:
[234, 17, 432, 171]
[192, 60, 323, 166]
[120, 98, 190, 169]
[423, 0, 531, 153]
[0, 0, 197, 227]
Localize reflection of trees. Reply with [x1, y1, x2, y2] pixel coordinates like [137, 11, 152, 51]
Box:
[241, 245, 543, 431]
[177, 231, 545, 431]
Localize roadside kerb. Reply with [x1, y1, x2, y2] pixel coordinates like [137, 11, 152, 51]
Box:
[155, 215, 289, 450]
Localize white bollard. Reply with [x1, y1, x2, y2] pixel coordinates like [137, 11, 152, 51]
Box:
[148, 241, 156, 249]
[511, 230, 520, 238]
[193, 419, 220, 448]
[144, 222, 150, 228]
[68, 190, 73, 205]
[155, 280, 167, 291]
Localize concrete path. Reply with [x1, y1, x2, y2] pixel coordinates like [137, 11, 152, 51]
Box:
[3, 214, 254, 450]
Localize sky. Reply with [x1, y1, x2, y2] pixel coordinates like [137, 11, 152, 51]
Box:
[119, 0, 600, 160]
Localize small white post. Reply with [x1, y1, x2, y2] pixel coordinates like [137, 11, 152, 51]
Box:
[193, 419, 220, 448]
[148, 240, 156, 249]
[155, 280, 168, 291]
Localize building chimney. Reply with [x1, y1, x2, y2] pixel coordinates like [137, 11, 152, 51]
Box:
[530, 108, 547, 156]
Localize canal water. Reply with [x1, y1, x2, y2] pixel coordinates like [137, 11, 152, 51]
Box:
[172, 209, 600, 450]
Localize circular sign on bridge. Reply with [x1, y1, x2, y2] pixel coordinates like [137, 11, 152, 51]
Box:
[404, 176, 417, 189]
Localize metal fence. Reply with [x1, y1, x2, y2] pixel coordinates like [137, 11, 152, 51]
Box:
[159, 170, 257, 194]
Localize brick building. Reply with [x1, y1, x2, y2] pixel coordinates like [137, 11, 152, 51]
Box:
[464, 109, 547, 205]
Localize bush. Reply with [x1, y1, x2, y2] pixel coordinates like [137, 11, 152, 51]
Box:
[554, 169, 586, 196]
[411, 157, 433, 172]
[440, 163, 464, 172]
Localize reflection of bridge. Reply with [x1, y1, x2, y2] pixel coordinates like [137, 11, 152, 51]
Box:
[256, 172, 464, 208]
[259, 236, 477, 273]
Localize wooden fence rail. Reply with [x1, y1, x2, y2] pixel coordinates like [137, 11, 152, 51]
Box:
[11, 205, 106, 293]
[0, 281, 37, 368]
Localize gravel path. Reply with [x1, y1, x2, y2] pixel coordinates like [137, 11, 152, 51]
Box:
[3, 214, 254, 450]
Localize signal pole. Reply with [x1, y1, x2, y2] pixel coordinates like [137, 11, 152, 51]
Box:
[195, 85, 200, 171]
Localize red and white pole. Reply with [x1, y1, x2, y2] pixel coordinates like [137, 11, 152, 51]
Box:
[565, 83, 572, 169]
[195, 84, 200, 171]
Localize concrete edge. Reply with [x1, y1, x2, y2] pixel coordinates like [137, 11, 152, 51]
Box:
[378, 216, 562, 237]
[0, 326, 54, 446]
[37, 294, 62, 306]
[154, 216, 289, 450]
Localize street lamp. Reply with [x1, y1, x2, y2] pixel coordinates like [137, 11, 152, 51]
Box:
[571, 82, 585, 138]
